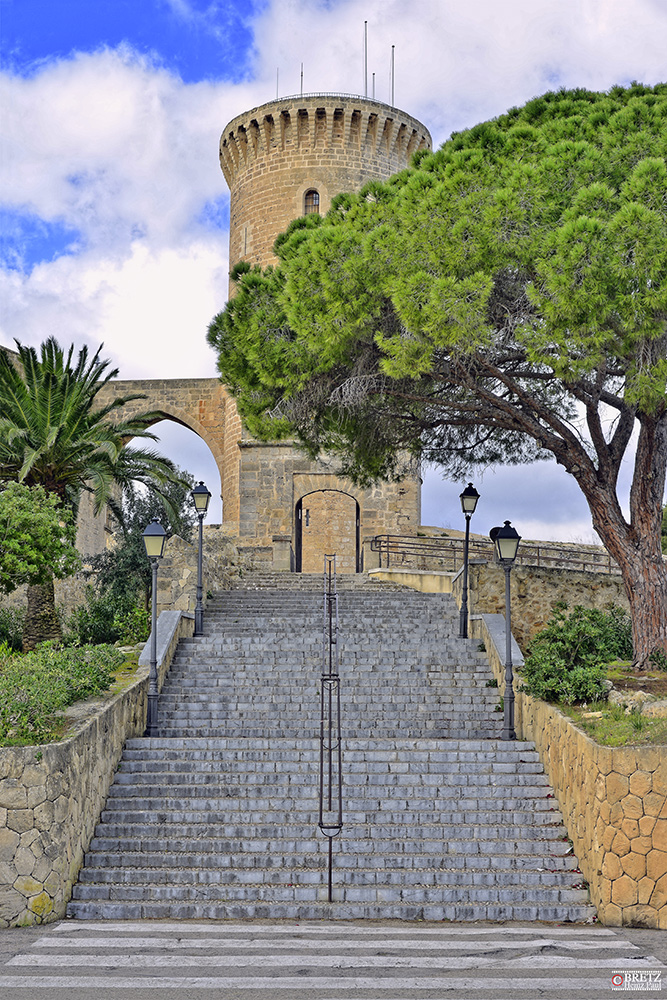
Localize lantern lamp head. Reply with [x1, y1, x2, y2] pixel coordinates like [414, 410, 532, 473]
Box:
[191, 481, 212, 515]
[489, 520, 521, 563]
[459, 482, 480, 516]
[142, 520, 167, 560]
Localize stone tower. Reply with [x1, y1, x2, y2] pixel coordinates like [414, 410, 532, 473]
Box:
[218, 94, 432, 572]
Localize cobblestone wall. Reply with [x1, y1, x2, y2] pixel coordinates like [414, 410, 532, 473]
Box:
[458, 560, 629, 648]
[0, 614, 193, 927]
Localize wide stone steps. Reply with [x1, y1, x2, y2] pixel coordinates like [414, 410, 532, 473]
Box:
[67, 578, 596, 923]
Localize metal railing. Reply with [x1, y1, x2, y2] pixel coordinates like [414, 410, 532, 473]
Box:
[318, 554, 343, 903]
[370, 534, 622, 576]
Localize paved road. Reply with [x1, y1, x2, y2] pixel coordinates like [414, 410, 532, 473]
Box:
[0, 919, 664, 1000]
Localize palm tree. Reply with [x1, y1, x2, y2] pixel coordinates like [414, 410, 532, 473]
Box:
[0, 338, 184, 649]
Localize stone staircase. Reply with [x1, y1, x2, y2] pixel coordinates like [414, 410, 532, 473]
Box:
[68, 572, 595, 921]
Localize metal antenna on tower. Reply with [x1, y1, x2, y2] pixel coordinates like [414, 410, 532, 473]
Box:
[391, 45, 395, 106]
[300, 62, 304, 96]
[372, 72, 375, 100]
[364, 21, 368, 98]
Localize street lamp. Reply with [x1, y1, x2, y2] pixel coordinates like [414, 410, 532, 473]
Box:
[142, 519, 167, 737]
[489, 520, 521, 741]
[191, 481, 211, 636]
[458, 483, 480, 638]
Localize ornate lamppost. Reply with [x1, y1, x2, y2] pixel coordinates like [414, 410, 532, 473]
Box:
[489, 520, 521, 741]
[142, 519, 167, 737]
[191, 481, 211, 637]
[458, 483, 480, 638]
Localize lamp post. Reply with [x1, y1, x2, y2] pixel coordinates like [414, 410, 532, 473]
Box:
[458, 483, 480, 638]
[191, 481, 212, 637]
[489, 520, 521, 741]
[142, 519, 167, 737]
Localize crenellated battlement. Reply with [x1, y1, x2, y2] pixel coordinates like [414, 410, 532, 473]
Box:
[220, 94, 431, 189]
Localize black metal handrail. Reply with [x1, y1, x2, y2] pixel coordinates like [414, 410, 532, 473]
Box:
[371, 534, 622, 575]
[318, 554, 343, 903]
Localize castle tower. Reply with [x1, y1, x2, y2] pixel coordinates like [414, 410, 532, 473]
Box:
[219, 94, 432, 571]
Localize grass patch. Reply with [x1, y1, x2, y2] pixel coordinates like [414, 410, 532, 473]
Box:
[560, 699, 667, 747]
[0, 642, 127, 746]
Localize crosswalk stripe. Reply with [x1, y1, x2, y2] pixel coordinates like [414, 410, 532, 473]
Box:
[33, 934, 637, 952]
[7, 952, 662, 969]
[0, 975, 633, 990]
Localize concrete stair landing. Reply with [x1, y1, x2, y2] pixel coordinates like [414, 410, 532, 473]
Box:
[68, 572, 595, 922]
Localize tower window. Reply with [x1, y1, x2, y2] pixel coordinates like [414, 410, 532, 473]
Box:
[304, 189, 320, 215]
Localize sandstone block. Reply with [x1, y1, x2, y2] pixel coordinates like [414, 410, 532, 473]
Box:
[606, 772, 629, 804]
[621, 794, 644, 821]
[0, 778, 27, 810]
[649, 873, 667, 910]
[601, 853, 622, 880]
[653, 819, 667, 853]
[0, 827, 20, 861]
[611, 874, 638, 907]
[620, 852, 646, 881]
[601, 901, 623, 926]
[621, 904, 659, 928]
[14, 875, 43, 898]
[621, 818, 640, 840]
[639, 815, 657, 837]
[0, 886, 25, 925]
[630, 835, 653, 856]
[611, 829, 631, 857]
[646, 849, 667, 881]
[6, 809, 33, 834]
[629, 770, 652, 798]
[27, 891, 53, 918]
[13, 847, 36, 877]
[642, 792, 664, 817]
[637, 876, 656, 905]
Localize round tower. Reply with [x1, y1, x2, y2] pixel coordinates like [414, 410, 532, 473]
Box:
[220, 94, 432, 277]
[218, 94, 430, 568]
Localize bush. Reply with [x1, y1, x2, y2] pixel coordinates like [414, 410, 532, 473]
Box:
[0, 642, 124, 745]
[63, 588, 149, 646]
[519, 603, 633, 705]
[0, 607, 25, 651]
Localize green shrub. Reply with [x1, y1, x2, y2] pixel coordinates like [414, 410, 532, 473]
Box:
[0, 642, 123, 745]
[0, 607, 25, 651]
[63, 588, 149, 646]
[519, 603, 633, 705]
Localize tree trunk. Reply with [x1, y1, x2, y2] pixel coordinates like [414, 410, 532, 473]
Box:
[578, 411, 667, 667]
[23, 579, 62, 652]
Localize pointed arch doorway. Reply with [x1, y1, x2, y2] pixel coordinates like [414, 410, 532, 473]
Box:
[295, 490, 360, 573]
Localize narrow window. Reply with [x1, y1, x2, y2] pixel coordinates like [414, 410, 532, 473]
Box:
[304, 189, 320, 215]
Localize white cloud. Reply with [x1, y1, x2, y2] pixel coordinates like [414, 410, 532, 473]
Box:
[2, 0, 664, 539]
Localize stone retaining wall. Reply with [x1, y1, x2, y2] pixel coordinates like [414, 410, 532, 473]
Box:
[473, 613, 667, 928]
[0, 612, 193, 927]
[457, 560, 629, 648]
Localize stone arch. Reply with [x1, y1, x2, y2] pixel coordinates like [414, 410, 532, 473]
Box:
[295, 488, 360, 574]
[96, 377, 235, 523]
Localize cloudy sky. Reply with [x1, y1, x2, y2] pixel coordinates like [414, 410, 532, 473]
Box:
[1, 0, 665, 537]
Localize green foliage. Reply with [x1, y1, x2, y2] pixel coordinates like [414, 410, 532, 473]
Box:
[520, 603, 633, 704]
[0, 338, 183, 515]
[0, 642, 123, 745]
[0, 482, 79, 595]
[0, 607, 25, 651]
[62, 588, 149, 647]
[93, 473, 196, 609]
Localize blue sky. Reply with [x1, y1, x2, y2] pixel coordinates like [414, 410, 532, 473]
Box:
[1, 0, 666, 534]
